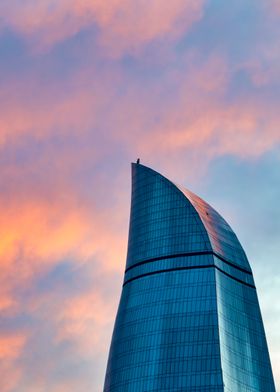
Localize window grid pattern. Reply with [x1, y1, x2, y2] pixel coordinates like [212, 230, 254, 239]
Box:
[104, 269, 224, 391]
[213, 256, 254, 287]
[126, 165, 211, 269]
[216, 270, 275, 391]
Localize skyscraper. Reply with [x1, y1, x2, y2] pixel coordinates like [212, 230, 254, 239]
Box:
[104, 163, 275, 391]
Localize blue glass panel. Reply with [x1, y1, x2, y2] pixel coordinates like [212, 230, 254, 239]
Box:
[105, 269, 223, 391]
[216, 270, 275, 391]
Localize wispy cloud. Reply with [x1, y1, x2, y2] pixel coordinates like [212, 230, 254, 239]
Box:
[0, 0, 205, 54]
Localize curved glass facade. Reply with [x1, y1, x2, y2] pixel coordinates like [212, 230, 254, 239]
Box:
[176, 186, 251, 272]
[104, 163, 275, 392]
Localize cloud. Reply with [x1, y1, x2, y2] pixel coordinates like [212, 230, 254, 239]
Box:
[0, 152, 126, 324]
[0, 75, 108, 147]
[56, 291, 118, 356]
[0, 180, 124, 390]
[0, 252, 122, 391]
[0, 0, 205, 54]
[266, 0, 280, 15]
[148, 98, 280, 159]
[99, 53, 280, 169]
[0, 332, 26, 360]
[1, 51, 280, 181]
[0, 194, 89, 319]
[0, 332, 27, 392]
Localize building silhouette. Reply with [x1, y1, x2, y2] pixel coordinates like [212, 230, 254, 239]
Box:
[104, 163, 275, 391]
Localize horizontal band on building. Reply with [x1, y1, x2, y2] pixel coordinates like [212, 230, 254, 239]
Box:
[123, 264, 256, 289]
[125, 250, 252, 275]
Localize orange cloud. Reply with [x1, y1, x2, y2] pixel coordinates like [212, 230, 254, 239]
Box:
[0, 176, 125, 390]
[0, 199, 90, 268]
[0, 332, 26, 360]
[0, 196, 87, 317]
[0, 0, 205, 53]
[56, 291, 118, 356]
[0, 185, 126, 320]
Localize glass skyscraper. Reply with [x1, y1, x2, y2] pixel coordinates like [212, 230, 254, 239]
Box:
[104, 163, 275, 391]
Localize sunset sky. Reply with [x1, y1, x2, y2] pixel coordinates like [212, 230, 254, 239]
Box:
[0, 1, 279, 391]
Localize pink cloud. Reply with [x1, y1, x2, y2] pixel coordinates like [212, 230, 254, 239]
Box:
[0, 75, 108, 146]
[145, 99, 280, 159]
[0, 332, 27, 392]
[266, 0, 280, 15]
[1, 48, 279, 161]
[0, 332, 26, 360]
[0, 52, 279, 179]
[55, 291, 118, 356]
[97, 54, 280, 168]
[0, 0, 205, 54]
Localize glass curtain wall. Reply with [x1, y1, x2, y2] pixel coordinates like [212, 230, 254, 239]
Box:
[104, 163, 275, 392]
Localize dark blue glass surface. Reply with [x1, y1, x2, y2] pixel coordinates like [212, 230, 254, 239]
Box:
[104, 163, 275, 391]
